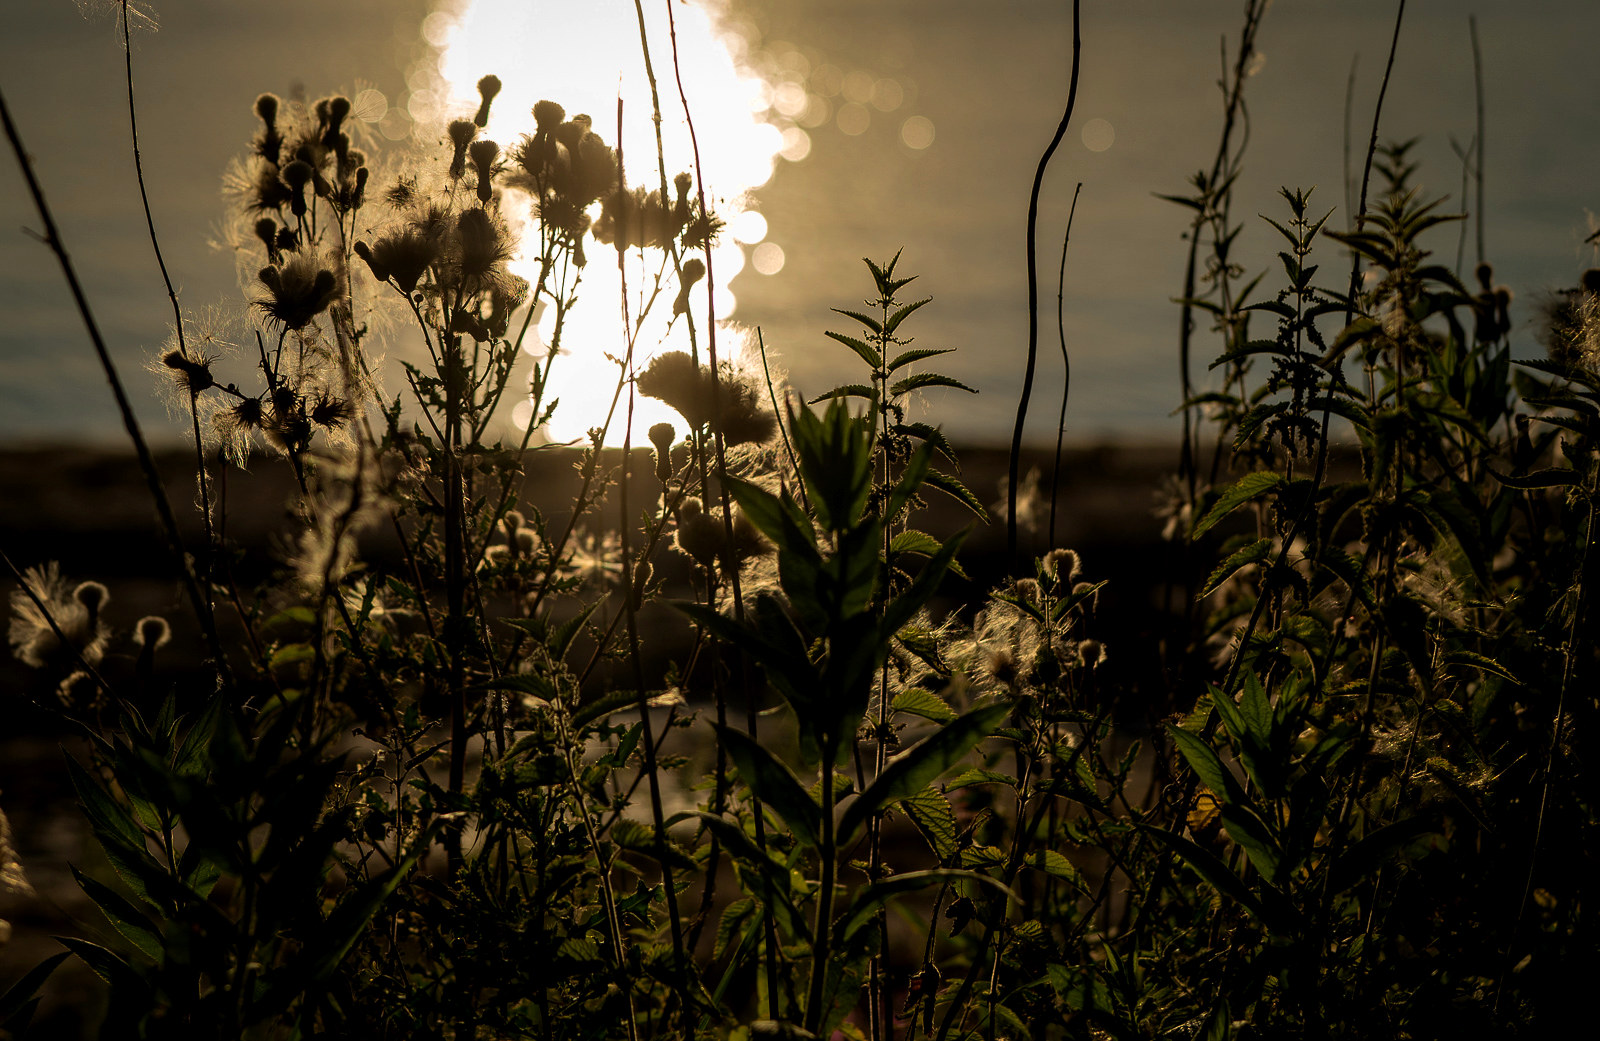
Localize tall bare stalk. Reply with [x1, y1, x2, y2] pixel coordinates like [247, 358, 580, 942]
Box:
[1006, 0, 1081, 564]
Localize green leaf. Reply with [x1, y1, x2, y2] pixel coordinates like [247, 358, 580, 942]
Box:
[882, 298, 931, 338]
[898, 421, 960, 467]
[832, 308, 884, 336]
[1133, 823, 1272, 925]
[886, 347, 953, 372]
[889, 529, 943, 559]
[1199, 537, 1274, 597]
[1021, 850, 1088, 891]
[0, 952, 70, 1027]
[809, 383, 878, 405]
[921, 469, 988, 521]
[834, 869, 1011, 944]
[1191, 471, 1283, 538]
[891, 688, 956, 725]
[889, 372, 977, 397]
[900, 785, 958, 861]
[839, 703, 1008, 843]
[824, 329, 882, 368]
[716, 725, 821, 848]
[71, 866, 162, 963]
[1166, 724, 1245, 806]
[1219, 804, 1283, 883]
[56, 937, 145, 993]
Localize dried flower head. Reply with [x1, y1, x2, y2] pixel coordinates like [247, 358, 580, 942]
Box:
[8, 563, 109, 670]
[448, 119, 479, 179]
[257, 254, 340, 329]
[637, 352, 776, 446]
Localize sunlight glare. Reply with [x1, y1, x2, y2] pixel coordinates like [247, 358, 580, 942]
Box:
[423, 0, 792, 445]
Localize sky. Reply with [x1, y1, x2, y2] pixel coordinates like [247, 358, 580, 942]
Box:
[2, 0, 1597, 449]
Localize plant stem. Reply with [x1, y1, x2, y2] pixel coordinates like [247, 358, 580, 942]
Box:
[1007, 0, 1081, 566]
[1047, 182, 1083, 552]
[0, 85, 229, 682]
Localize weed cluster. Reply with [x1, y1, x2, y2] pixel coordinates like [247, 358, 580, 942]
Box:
[1, 2, 1597, 1039]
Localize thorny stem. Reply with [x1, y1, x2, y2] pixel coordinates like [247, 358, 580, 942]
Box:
[1007, 0, 1081, 566]
[0, 85, 230, 684]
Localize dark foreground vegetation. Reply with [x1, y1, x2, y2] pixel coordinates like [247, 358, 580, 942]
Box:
[2, 1, 1597, 1037]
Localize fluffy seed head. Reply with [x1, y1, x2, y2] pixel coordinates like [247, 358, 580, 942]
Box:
[134, 615, 171, 650]
[254, 92, 279, 127]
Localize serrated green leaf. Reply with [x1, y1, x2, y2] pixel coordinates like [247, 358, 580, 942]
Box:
[832, 308, 884, 336]
[824, 329, 882, 368]
[891, 688, 956, 725]
[921, 469, 988, 520]
[1199, 537, 1274, 597]
[808, 383, 878, 405]
[1191, 471, 1284, 539]
[901, 785, 958, 861]
[1021, 849, 1087, 891]
[839, 703, 1008, 843]
[886, 347, 954, 372]
[889, 372, 977, 397]
[883, 297, 931, 337]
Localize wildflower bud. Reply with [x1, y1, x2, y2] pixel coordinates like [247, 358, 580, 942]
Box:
[470, 139, 500, 203]
[533, 99, 565, 130]
[355, 240, 388, 283]
[1494, 286, 1514, 308]
[1583, 269, 1600, 294]
[254, 217, 278, 256]
[315, 97, 331, 126]
[475, 74, 502, 128]
[649, 422, 676, 482]
[502, 509, 524, 541]
[673, 258, 705, 317]
[258, 266, 281, 292]
[275, 227, 298, 255]
[1475, 261, 1494, 291]
[254, 92, 279, 128]
[448, 119, 478, 179]
[328, 95, 351, 127]
[352, 167, 368, 209]
[281, 159, 314, 216]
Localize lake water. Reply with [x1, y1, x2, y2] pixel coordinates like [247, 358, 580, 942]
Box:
[2, 0, 1596, 448]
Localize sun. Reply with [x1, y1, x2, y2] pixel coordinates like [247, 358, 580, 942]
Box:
[414, 0, 790, 445]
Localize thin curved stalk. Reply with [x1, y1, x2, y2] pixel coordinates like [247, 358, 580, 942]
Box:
[1007, 0, 1081, 565]
[1047, 182, 1083, 551]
